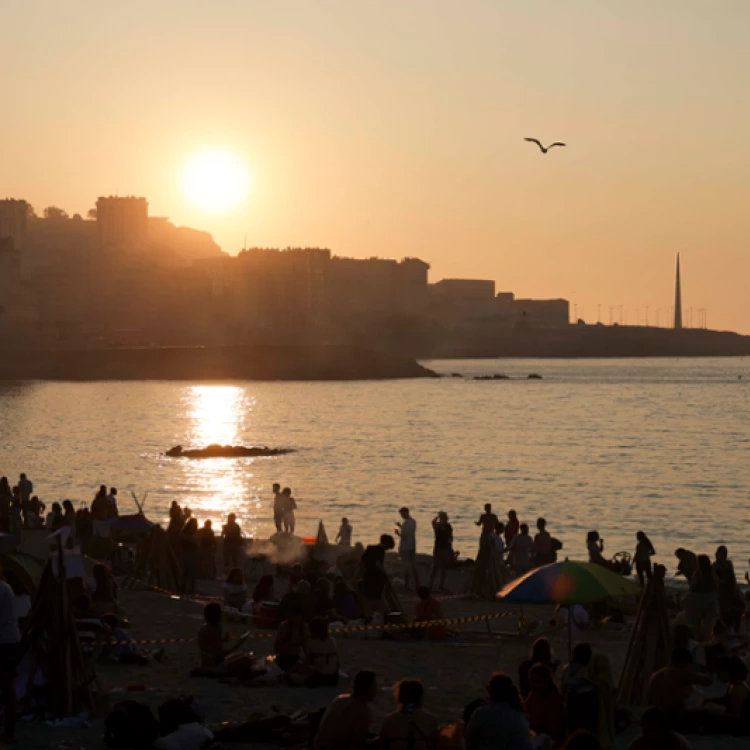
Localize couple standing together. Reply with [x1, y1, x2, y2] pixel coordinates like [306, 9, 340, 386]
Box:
[272, 484, 297, 533]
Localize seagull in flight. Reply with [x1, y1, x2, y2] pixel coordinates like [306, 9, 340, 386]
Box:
[524, 138, 566, 154]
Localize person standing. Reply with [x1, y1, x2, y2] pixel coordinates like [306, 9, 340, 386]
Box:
[476, 504, 499, 538]
[429, 512, 453, 593]
[179, 518, 200, 595]
[272, 483, 285, 532]
[282, 488, 297, 533]
[505, 510, 520, 545]
[0, 575, 20, 743]
[534, 518, 553, 567]
[634, 531, 656, 586]
[106, 487, 119, 518]
[509, 524, 534, 574]
[18, 474, 32, 506]
[222, 513, 242, 570]
[199, 520, 217, 579]
[713, 545, 741, 632]
[336, 517, 353, 547]
[396, 507, 419, 591]
[0, 478, 11, 533]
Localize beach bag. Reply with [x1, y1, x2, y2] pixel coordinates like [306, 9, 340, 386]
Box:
[104, 700, 159, 749]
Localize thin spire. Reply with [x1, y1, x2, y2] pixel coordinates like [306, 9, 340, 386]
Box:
[674, 253, 683, 330]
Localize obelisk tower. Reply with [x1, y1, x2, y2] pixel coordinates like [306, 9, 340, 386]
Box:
[674, 253, 683, 330]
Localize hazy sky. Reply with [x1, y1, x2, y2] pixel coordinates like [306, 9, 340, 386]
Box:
[3, 1, 749, 331]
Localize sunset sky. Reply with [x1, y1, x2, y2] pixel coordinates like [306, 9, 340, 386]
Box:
[3, 1, 749, 332]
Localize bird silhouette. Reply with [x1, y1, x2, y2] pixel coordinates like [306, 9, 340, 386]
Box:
[524, 138, 566, 154]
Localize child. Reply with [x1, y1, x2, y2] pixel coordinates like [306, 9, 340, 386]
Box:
[336, 517, 352, 547]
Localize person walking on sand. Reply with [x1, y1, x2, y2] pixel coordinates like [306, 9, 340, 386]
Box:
[336, 517, 352, 547]
[396, 507, 419, 591]
[430, 511, 453, 593]
[272, 483, 285, 532]
[634, 531, 656, 586]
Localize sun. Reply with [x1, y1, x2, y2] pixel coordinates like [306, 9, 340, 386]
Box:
[180, 149, 250, 213]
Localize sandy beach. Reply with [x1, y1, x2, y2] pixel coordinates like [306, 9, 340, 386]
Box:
[10, 551, 747, 750]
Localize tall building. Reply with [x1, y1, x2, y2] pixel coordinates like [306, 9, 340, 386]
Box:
[95, 196, 148, 253]
[0, 198, 28, 252]
[674, 252, 683, 330]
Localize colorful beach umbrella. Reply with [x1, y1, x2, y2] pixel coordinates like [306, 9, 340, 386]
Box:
[497, 560, 641, 604]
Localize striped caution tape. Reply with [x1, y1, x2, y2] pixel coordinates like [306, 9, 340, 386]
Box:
[91, 610, 520, 646]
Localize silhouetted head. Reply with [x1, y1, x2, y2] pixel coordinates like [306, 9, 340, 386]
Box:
[696, 554, 712, 577]
[587, 531, 600, 543]
[342, 517, 349, 524]
[352, 670, 377, 701]
[109, 487, 117, 496]
[20, 473, 26, 481]
[227, 513, 236, 522]
[99, 484, 107, 495]
[636, 531, 646, 542]
[675, 547, 687, 559]
[495, 521, 505, 534]
[51, 502, 62, 513]
[484, 503, 491, 513]
[438, 511, 448, 523]
[182, 517, 198, 535]
[63, 500, 74, 512]
[672, 624, 694, 649]
[520, 523, 529, 536]
[203, 519, 212, 529]
[395, 679, 424, 709]
[508, 510, 518, 521]
[399, 507, 410, 519]
[203, 601, 222, 626]
[380, 534, 395, 550]
[537, 517, 546, 531]
[272, 483, 280, 492]
[486, 672, 522, 711]
[282, 487, 291, 496]
[669, 647, 693, 669]
[716, 545, 728, 562]
[530, 637, 552, 664]
[226, 568, 244, 585]
[572, 642, 593, 667]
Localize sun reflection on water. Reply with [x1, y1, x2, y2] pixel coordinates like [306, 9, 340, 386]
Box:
[174, 385, 264, 535]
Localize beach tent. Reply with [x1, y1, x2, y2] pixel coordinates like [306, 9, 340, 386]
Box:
[617, 564, 672, 706]
[20, 543, 98, 718]
[466, 536, 508, 600]
[129, 525, 181, 593]
[0, 551, 45, 597]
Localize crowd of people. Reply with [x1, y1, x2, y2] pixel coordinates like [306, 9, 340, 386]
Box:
[3, 474, 750, 748]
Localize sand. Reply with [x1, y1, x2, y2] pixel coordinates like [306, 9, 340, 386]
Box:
[14, 556, 748, 749]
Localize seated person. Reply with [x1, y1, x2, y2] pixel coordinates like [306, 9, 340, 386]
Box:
[628, 707, 692, 750]
[274, 611, 310, 671]
[523, 664, 565, 748]
[698, 656, 750, 737]
[221, 568, 248, 610]
[646, 648, 712, 729]
[196, 601, 253, 676]
[332, 578, 358, 622]
[414, 586, 446, 640]
[250, 575, 275, 611]
[289, 616, 340, 688]
[101, 614, 149, 666]
[379, 679, 439, 750]
[314, 670, 377, 750]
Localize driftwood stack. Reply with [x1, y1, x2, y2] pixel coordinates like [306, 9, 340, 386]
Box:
[21, 543, 98, 718]
[617, 563, 673, 706]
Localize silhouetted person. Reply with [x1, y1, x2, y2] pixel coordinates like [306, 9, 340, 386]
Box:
[634, 531, 656, 586]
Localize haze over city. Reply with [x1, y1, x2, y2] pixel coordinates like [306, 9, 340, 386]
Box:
[3, 1, 750, 332]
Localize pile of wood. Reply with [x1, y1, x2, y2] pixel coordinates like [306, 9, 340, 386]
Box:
[617, 564, 673, 706]
[21, 544, 98, 718]
[129, 525, 181, 593]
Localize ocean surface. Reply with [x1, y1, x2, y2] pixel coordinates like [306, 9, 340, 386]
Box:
[1, 358, 749, 577]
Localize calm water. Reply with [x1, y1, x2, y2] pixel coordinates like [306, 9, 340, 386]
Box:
[1, 358, 749, 576]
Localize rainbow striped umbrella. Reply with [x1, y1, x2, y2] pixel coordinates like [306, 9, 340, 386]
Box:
[497, 560, 641, 604]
